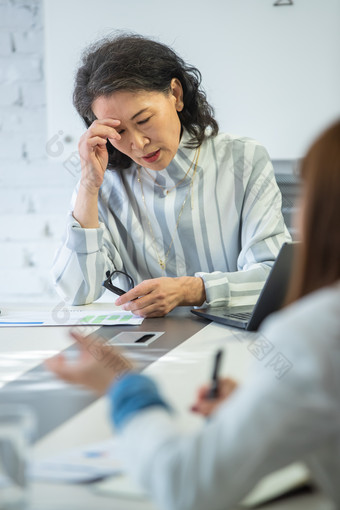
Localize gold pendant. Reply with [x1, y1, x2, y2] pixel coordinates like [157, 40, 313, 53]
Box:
[159, 259, 166, 270]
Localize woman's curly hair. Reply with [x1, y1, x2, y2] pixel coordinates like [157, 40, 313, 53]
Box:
[73, 33, 219, 170]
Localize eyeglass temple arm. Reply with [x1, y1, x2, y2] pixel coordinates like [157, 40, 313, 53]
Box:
[102, 280, 126, 296]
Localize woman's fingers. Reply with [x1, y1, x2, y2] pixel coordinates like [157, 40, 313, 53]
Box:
[191, 378, 239, 417]
[197, 385, 211, 399]
[191, 400, 217, 417]
[79, 127, 120, 152]
[92, 118, 121, 128]
[78, 118, 122, 186]
[218, 378, 238, 398]
[45, 331, 134, 394]
[70, 330, 134, 371]
[86, 120, 121, 141]
[86, 136, 110, 149]
[45, 354, 79, 383]
[115, 278, 181, 318]
[122, 297, 174, 318]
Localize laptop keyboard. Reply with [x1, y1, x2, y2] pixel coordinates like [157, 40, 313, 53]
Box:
[223, 312, 252, 320]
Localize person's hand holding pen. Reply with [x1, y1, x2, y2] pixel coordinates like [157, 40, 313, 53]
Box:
[191, 350, 238, 417]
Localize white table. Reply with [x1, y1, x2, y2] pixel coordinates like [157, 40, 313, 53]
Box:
[0, 304, 334, 510]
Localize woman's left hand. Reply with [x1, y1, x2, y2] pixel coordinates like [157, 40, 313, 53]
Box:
[115, 276, 206, 318]
[45, 331, 133, 395]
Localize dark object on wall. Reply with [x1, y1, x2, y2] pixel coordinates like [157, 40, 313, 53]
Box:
[274, 0, 293, 5]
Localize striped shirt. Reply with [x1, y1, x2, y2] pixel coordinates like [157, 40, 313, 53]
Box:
[51, 130, 291, 306]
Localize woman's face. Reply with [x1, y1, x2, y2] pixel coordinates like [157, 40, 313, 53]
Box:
[92, 78, 184, 170]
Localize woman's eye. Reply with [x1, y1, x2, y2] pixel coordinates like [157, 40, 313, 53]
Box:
[137, 117, 151, 125]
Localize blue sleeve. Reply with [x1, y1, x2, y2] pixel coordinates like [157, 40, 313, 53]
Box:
[108, 373, 172, 430]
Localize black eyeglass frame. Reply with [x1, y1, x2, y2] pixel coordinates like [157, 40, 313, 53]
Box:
[102, 270, 135, 296]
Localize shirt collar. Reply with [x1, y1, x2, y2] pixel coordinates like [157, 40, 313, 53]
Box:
[144, 128, 200, 187]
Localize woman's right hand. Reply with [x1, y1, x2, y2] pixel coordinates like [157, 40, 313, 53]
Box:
[191, 377, 238, 417]
[78, 118, 121, 193]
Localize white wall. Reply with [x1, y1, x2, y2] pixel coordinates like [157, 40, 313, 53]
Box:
[44, 0, 340, 161]
[1, 0, 339, 303]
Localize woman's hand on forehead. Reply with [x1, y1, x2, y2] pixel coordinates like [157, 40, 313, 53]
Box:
[90, 118, 122, 141]
[77, 117, 123, 194]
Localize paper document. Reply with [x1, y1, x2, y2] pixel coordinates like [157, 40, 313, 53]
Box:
[241, 463, 311, 507]
[29, 439, 122, 483]
[0, 310, 143, 327]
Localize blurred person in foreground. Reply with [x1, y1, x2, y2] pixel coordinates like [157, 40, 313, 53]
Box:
[47, 120, 340, 510]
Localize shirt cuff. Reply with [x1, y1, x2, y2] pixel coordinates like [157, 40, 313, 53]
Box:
[195, 271, 231, 306]
[65, 213, 105, 253]
[108, 373, 171, 430]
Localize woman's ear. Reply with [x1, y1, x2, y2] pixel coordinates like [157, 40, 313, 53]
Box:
[170, 78, 184, 112]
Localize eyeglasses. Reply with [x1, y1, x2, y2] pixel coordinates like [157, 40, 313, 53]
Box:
[102, 270, 135, 297]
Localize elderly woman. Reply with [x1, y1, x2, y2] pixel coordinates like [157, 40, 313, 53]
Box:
[51, 33, 290, 317]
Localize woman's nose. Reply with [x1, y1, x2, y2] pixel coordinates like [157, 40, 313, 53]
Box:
[130, 131, 149, 152]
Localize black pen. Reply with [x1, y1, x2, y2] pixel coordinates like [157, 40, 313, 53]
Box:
[207, 349, 223, 399]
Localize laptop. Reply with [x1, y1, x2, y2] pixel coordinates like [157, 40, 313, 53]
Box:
[191, 242, 296, 331]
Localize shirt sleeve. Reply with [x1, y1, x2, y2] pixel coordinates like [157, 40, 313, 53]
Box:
[109, 373, 172, 430]
[50, 185, 124, 305]
[110, 289, 340, 510]
[196, 144, 291, 307]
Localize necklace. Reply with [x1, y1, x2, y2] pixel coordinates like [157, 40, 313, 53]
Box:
[143, 149, 198, 195]
[137, 146, 200, 270]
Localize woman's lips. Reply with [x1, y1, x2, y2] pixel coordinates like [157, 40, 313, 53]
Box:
[142, 149, 160, 163]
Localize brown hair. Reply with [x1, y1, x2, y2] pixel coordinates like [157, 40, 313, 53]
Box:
[286, 119, 340, 304]
[73, 33, 218, 170]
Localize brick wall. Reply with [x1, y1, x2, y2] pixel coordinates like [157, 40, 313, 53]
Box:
[0, 0, 76, 303]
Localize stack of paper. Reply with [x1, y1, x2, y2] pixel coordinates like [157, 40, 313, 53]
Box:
[0, 310, 143, 327]
[29, 439, 122, 483]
